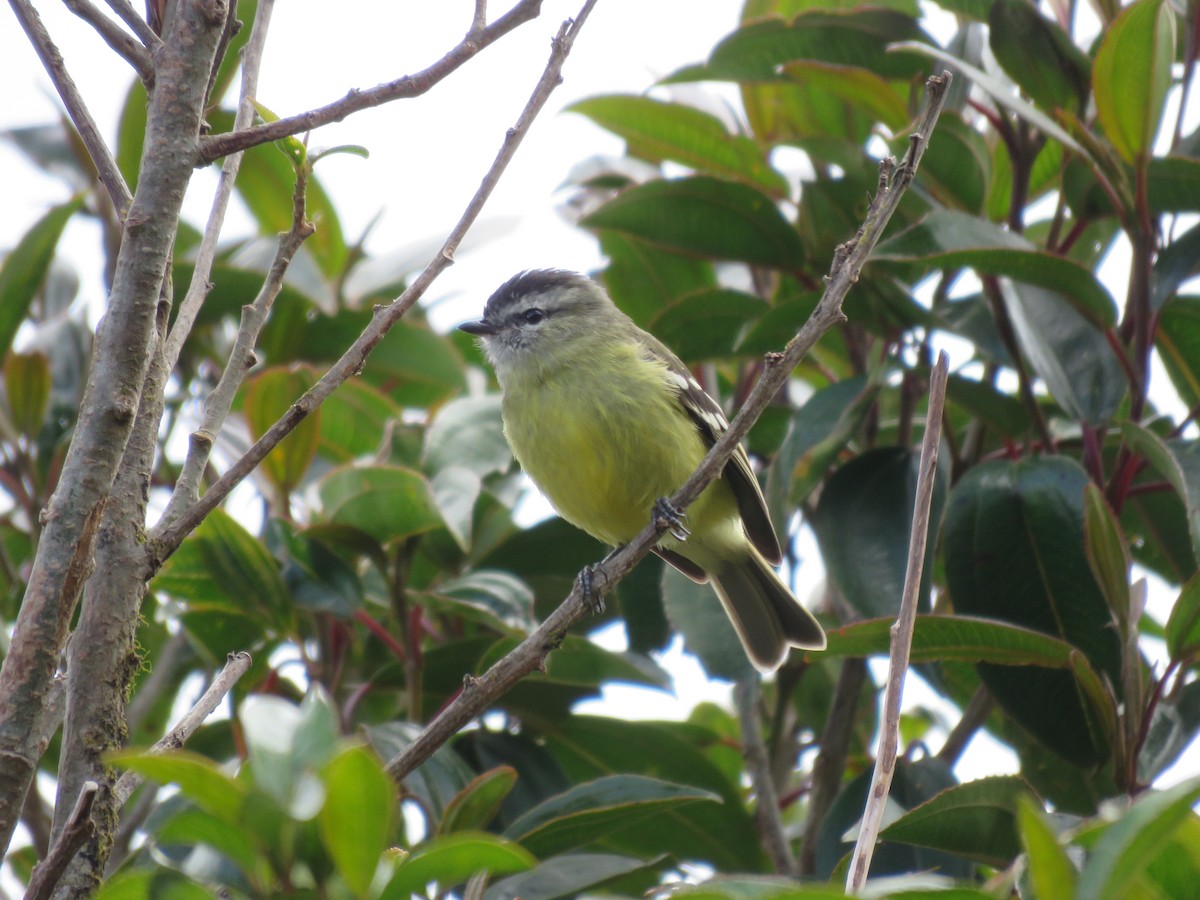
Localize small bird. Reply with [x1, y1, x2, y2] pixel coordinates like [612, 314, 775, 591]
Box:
[459, 270, 825, 672]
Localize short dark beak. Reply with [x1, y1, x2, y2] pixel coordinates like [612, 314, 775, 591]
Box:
[458, 319, 499, 336]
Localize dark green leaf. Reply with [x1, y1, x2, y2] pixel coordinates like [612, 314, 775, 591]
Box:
[880, 776, 1031, 867]
[383, 833, 534, 899]
[912, 112, 992, 214]
[244, 365, 320, 495]
[274, 520, 364, 616]
[568, 95, 788, 195]
[943, 457, 1122, 766]
[438, 766, 519, 835]
[1139, 680, 1200, 783]
[876, 210, 1116, 327]
[661, 566, 755, 682]
[812, 447, 947, 619]
[503, 774, 719, 858]
[1121, 424, 1200, 565]
[1165, 571, 1200, 662]
[988, 0, 1089, 112]
[317, 379, 401, 463]
[154, 807, 261, 878]
[1157, 296, 1200, 409]
[484, 853, 659, 900]
[945, 374, 1029, 437]
[1083, 484, 1132, 628]
[598, 232, 717, 328]
[1093, 0, 1176, 164]
[0, 198, 83, 361]
[1153, 224, 1200, 310]
[428, 570, 536, 632]
[650, 289, 768, 361]
[581, 177, 805, 269]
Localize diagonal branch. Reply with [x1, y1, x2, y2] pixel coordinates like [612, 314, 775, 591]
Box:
[24, 781, 98, 900]
[9, 0, 134, 217]
[149, 0, 600, 554]
[383, 72, 954, 784]
[198, 0, 544, 163]
[846, 352, 950, 891]
[104, 0, 160, 48]
[62, 0, 155, 83]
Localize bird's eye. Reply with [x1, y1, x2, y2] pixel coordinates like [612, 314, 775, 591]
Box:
[522, 308, 546, 325]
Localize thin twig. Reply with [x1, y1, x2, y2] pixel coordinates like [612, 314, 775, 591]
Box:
[162, 0, 276, 376]
[62, 0, 154, 83]
[103, 0, 159, 48]
[150, 0, 601, 554]
[735, 678, 798, 877]
[846, 352, 950, 891]
[198, 0, 544, 163]
[111, 651, 252, 807]
[383, 72, 954, 785]
[9, 0, 134, 217]
[935, 685, 994, 767]
[24, 781, 98, 900]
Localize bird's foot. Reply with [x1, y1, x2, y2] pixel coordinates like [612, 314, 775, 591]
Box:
[577, 563, 606, 615]
[653, 498, 690, 542]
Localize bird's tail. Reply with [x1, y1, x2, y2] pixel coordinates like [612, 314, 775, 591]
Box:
[710, 551, 826, 673]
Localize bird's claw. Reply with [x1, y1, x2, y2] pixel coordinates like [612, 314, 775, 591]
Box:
[654, 498, 690, 542]
[577, 564, 606, 614]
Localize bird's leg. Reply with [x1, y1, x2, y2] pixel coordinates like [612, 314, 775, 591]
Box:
[653, 498, 690, 542]
[577, 547, 621, 615]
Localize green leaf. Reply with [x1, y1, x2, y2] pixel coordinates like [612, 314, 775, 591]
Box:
[1121, 423, 1200, 565]
[95, 871, 213, 900]
[1139, 680, 1200, 783]
[1165, 571, 1200, 662]
[429, 466, 482, 550]
[317, 464, 443, 543]
[778, 60, 909, 131]
[542, 716, 765, 871]
[317, 378, 401, 463]
[581, 177, 805, 270]
[988, 0, 1089, 113]
[945, 374, 1030, 437]
[1001, 281, 1126, 424]
[913, 112, 992, 214]
[423, 394, 510, 478]
[244, 365, 320, 496]
[942, 457, 1122, 766]
[812, 447, 947, 619]
[153, 508, 294, 634]
[649, 289, 768, 361]
[598, 232, 717, 328]
[154, 807, 262, 878]
[1083, 484, 1132, 628]
[1076, 776, 1200, 899]
[876, 210, 1116, 327]
[438, 766, 519, 835]
[429, 570, 536, 632]
[319, 745, 396, 895]
[1153, 224, 1200, 311]
[0, 198, 83, 360]
[503, 774, 719, 858]
[483, 853, 659, 900]
[823, 614, 1098, 668]
[109, 750, 245, 822]
[568, 95, 788, 195]
[383, 833, 535, 899]
[4, 350, 50, 436]
[1093, 0, 1176, 164]
[1016, 795, 1076, 900]
[880, 776, 1031, 867]
[115, 80, 148, 189]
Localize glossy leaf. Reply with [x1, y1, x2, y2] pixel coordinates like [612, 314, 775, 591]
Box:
[438, 766, 519, 836]
[109, 750, 245, 822]
[812, 447, 947, 619]
[428, 570, 536, 632]
[319, 745, 396, 895]
[1121, 423, 1200, 564]
[876, 210, 1116, 327]
[880, 776, 1031, 867]
[988, 0, 1089, 113]
[382, 833, 534, 899]
[581, 177, 805, 269]
[0, 198, 82, 361]
[423, 394, 510, 477]
[317, 378, 401, 462]
[568, 95, 788, 195]
[1093, 0, 1176, 164]
[244, 365, 321, 496]
[483, 853, 657, 900]
[317, 464, 443, 543]
[942, 457, 1122, 766]
[1076, 776, 1200, 899]
[4, 350, 50, 437]
[1000, 281, 1126, 424]
[275, 520, 364, 615]
[503, 774, 719, 858]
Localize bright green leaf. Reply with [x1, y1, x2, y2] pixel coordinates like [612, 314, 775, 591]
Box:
[317, 464, 443, 543]
[244, 365, 321, 496]
[319, 745, 396, 895]
[438, 766, 519, 836]
[109, 750, 245, 822]
[382, 833, 534, 899]
[4, 350, 50, 436]
[1017, 795, 1076, 900]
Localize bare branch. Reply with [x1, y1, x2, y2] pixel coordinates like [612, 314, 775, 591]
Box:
[24, 781, 97, 900]
[383, 72, 954, 784]
[8, 0, 134, 217]
[150, 0, 598, 553]
[846, 352, 950, 891]
[162, 0, 278, 373]
[160, 159, 314, 525]
[62, 0, 155, 83]
[936, 685, 994, 767]
[104, 0, 160, 49]
[471, 0, 488, 34]
[112, 651, 252, 807]
[198, 0, 544, 163]
[735, 678, 798, 877]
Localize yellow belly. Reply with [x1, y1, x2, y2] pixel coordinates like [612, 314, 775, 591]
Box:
[501, 347, 732, 551]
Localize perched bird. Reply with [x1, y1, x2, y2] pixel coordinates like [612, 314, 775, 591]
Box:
[459, 270, 825, 672]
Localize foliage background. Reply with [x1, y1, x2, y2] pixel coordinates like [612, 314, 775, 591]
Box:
[2, 0, 1200, 897]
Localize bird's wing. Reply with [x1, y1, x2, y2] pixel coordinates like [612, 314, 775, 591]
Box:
[645, 339, 783, 565]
